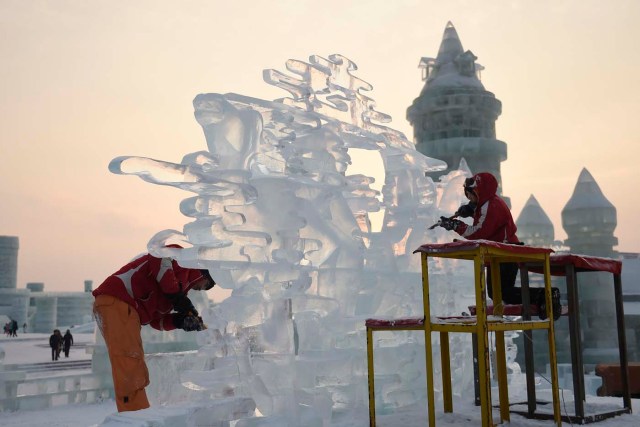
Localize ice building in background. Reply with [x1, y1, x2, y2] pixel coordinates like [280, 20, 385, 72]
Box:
[0, 236, 93, 333]
[27, 286, 93, 333]
[515, 195, 555, 248]
[0, 236, 29, 329]
[0, 236, 94, 333]
[562, 168, 618, 258]
[407, 22, 509, 203]
[108, 54, 479, 425]
[561, 168, 622, 364]
[407, 21, 637, 372]
[621, 251, 640, 361]
[514, 169, 640, 370]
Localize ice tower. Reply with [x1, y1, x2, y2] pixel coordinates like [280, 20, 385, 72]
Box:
[0, 236, 19, 289]
[514, 199, 567, 368]
[562, 168, 620, 364]
[407, 22, 509, 201]
[515, 195, 555, 247]
[0, 236, 29, 328]
[562, 168, 618, 257]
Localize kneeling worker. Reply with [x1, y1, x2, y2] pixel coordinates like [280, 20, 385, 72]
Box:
[93, 250, 215, 411]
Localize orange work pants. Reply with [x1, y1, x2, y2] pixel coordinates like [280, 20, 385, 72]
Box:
[94, 295, 150, 412]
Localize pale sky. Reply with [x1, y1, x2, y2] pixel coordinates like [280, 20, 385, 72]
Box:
[1, 1, 639, 295]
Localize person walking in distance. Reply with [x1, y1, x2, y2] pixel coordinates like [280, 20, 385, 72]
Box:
[63, 329, 74, 358]
[10, 319, 18, 337]
[49, 329, 62, 361]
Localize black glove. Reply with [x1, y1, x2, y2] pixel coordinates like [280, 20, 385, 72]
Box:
[455, 202, 476, 218]
[172, 312, 204, 331]
[166, 293, 197, 316]
[439, 216, 462, 231]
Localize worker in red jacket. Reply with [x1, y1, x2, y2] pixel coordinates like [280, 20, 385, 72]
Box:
[438, 172, 560, 320]
[93, 250, 215, 412]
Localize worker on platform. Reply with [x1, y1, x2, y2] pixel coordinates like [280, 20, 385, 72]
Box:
[437, 172, 561, 320]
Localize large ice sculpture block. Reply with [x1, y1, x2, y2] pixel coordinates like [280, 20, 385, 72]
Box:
[109, 54, 479, 425]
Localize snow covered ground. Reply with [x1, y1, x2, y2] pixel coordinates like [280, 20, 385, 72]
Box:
[1, 334, 639, 426]
[1, 332, 93, 365]
[0, 400, 116, 427]
[0, 395, 637, 427]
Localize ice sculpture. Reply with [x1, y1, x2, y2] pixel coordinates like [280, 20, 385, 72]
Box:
[109, 54, 478, 425]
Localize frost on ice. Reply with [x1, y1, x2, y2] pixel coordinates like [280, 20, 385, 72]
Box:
[109, 54, 485, 425]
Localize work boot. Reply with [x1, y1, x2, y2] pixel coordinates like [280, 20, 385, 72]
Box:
[537, 288, 562, 321]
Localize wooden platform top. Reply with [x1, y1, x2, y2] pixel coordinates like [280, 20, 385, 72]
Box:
[468, 304, 569, 317]
[413, 241, 621, 275]
[365, 317, 424, 328]
[534, 253, 622, 275]
[413, 240, 554, 256]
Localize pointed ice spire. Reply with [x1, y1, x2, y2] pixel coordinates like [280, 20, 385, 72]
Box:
[457, 157, 472, 175]
[563, 168, 615, 211]
[562, 167, 618, 256]
[517, 195, 553, 227]
[436, 21, 464, 65]
[419, 21, 484, 92]
[516, 195, 554, 247]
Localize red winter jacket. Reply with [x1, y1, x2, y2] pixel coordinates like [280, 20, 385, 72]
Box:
[93, 252, 205, 331]
[454, 172, 520, 244]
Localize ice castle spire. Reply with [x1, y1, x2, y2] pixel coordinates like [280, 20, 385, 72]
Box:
[435, 21, 465, 67]
[562, 167, 618, 257]
[515, 195, 554, 247]
[407, 22, 510, 204]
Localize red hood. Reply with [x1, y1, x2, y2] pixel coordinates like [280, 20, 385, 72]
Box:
[470, 172, 498, 205]
[159, 244, 204, 293]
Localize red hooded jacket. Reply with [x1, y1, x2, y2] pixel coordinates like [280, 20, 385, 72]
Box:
[454, 172, 520, 244]
[93, 252, 205, 331]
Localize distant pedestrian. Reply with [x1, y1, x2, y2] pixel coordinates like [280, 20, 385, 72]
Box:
[10, 319, 18, 337]
[49, 329, 62, 361]
[22, 323, 27, 333]
[56, 330, 63, 358]
[63, 329, 74, 358]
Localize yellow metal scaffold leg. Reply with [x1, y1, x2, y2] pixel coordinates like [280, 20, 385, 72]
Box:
[474, 255, 493, 427]
[490, 259, 510, 423]
[422, 254, 436, 426]
[440, 331, 452, 413]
